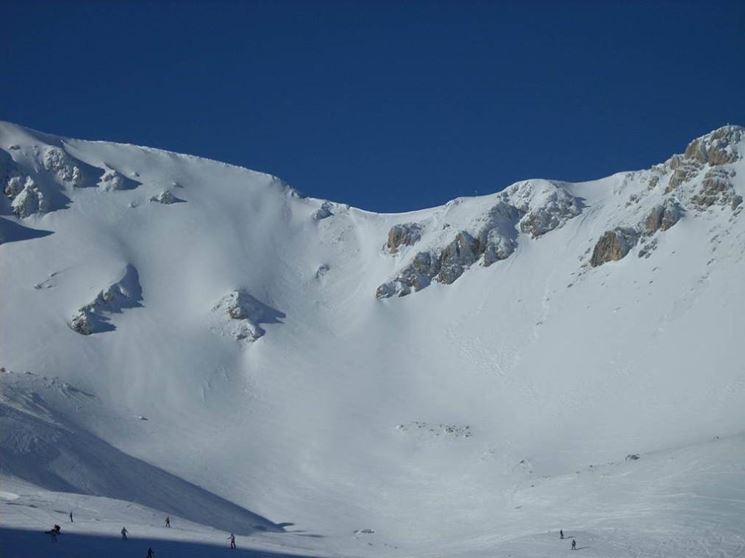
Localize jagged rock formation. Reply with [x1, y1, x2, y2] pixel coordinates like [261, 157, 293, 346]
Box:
[509, 183, 582, 238]
[385, 223, 422, 253]
[684, 125, 743, 166]
[377, 181, 581, 298]
[210, 290, 285, 342]
[70, 265, 143, 335]
[692, 169, 742, 210]
[642, 199, 684, 235]
[590, 126, 743, 268]
[590, 228, 640, 267]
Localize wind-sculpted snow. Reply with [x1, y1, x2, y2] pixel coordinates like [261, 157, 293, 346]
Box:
[70, 265, 143, 335]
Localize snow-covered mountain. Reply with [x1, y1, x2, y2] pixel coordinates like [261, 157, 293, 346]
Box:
[1, 121, 744, 558]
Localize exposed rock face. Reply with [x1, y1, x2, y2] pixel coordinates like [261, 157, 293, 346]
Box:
[312, 201, 334, 221]
[436, 231, 481, 284]
[665, 156, 703, 193]
[385, 223, 422, 253]
[683, 125, 743, 166]
[377, 183, 583, 298]
[376, 251, 441, 298]
[590, 228, 640, 267]
[70, 265, 143, 335]
[211, 290, 285, 342]
[479, 202, 520, 266]
[691, 169, 742, 210]
[643, 199, 684, 235]
[517, 189, 582, 238]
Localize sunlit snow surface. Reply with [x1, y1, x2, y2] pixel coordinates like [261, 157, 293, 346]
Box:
[1, 121, 744, 557]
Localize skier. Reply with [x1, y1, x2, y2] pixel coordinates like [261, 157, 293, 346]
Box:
[165, 516, 171, 528]
[572, 538, 577, 550]
[121, 526, 128, 540]
[560, 529, 564, 539]
[228, 532, 236, 549]
[70, 511, 74, 523]
[45, 524, 61, 541]
[146, 547, 155, 558]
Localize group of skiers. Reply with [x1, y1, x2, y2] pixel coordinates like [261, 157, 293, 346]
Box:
[46, 513, 239, 551]
[560, 529, 578, 550]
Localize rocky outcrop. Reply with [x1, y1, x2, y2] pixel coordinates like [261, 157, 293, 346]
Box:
[42, 147, 86, 187]
[642, 199, 684, 235]
[377, 183, 582, 298]
[665, 155, 702, 193]
[70, 265, 143, 335]
[150, 190, 184, 205]
[98, 168, 138, 191]
[2, 150, 57, 218]
[210, 289, 285, 342]
[478, 202, 520, 265]
[665, 126, 743, 196]
[590, 228, 640, 267]
[516, 189, 582, 238]
[9, 178, 50, 218]
[683, 125, 743, 166]
[385, 223, 422, 253]
[691, 169, 742, 210]
[436, 231, 481, 284]
[312, 201, 334, 220]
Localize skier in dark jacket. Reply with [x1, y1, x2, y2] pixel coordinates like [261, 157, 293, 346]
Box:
[560, 529, 564, 539]
[165, 516, 170, 528]
[146, 547, 155, 558]
[45, 525, 61, 541]
[121, 526, 128, 540]
[228, 533, 236, 549]
[69, 511, 73, 523]
[571, 538, 577, 550]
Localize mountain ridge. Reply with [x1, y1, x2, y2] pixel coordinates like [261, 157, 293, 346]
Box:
[1, 120, 744, 557]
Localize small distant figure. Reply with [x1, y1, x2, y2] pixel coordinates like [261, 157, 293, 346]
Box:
[228, 532, 236, 549]
[45, 524, 61, 541]
[69, 511, 74, 523]
[560, 529, 564, 539]
[165, 516, 171, 528]
[572, 538, 577, 550]
[146, 547, 155, 558]
[121, 526, 128, 540]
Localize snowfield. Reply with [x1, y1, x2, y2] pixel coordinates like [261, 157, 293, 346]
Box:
[1, 121, 744, 557]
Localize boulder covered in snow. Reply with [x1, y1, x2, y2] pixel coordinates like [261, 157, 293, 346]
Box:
[70, 264, 143, 335]
[210, 289, 285, 342]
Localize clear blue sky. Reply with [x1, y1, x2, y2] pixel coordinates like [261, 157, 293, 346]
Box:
[2, 1, 744, 212]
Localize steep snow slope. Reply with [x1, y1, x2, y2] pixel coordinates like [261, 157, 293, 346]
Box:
[1, 121, 744, 556]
